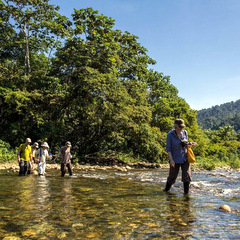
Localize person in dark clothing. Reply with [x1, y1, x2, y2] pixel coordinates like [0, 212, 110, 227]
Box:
[164, 119, 197, 194]
[57, 141, 73, 177]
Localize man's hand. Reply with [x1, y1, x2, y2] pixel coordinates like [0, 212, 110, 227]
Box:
[170, 159, 175, 167]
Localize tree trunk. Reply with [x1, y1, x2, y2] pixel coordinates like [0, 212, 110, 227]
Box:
[23, 22, 31, 75]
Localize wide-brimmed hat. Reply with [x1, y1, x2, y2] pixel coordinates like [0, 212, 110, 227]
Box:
[41, 142, 49, 148]
[174, 119, 186, 128]
[33, 142, 39, 148]
[26, 138, 31, 143]
[65, 141, 71, 147]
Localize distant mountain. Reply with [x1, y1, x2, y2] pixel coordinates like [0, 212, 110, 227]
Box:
[197, 100, 240, 131]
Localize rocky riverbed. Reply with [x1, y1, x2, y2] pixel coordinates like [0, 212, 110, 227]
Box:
[0, 162, 170, 173]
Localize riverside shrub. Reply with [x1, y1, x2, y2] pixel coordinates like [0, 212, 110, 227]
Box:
[0, 140, 16, 163]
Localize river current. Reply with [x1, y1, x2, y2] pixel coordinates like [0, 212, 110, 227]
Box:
[0, 167, 239, 239]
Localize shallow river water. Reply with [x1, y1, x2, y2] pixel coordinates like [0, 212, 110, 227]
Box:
[0, 167, 239, 239]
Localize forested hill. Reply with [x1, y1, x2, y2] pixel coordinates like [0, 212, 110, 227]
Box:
[197, 100, 240, 131]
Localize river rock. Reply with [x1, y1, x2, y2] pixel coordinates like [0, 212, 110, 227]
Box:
[191, 182, 201, 189]
[219, 205, 231, 213]
[32, 170, 38, 175]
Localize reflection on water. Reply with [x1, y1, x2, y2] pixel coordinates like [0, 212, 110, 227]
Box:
[0, 168, 239, 239]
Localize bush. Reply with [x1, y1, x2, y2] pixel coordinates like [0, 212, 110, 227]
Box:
[196, 156, 216, 170]
[228, 154, 240, 169]
[0, 139, 17, 163]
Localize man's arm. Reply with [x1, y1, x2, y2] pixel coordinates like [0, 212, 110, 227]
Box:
[17, 145, 21, 163]
[168, 151, 175, 168]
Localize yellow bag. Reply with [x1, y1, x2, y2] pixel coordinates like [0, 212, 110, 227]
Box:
[187, 146, 196, 163]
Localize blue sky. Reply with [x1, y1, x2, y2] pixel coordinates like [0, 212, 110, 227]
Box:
[51, 0, 240, 110]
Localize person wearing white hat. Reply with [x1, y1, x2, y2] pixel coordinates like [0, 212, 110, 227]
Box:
[35, 142, 50, 176]
[31, 142, 39, 163]
[17, 138, 32, 176]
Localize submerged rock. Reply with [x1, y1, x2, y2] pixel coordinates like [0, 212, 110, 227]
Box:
[32, 170, 38, 175]
[219, 205, 231, 213]
[191, 182, 201, 189]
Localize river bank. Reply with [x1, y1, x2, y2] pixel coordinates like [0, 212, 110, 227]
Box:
[0, 161, 235, 174]
[0, 162, 170, 173]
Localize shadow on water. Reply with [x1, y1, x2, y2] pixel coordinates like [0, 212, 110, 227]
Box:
[0, 168, 239, 239]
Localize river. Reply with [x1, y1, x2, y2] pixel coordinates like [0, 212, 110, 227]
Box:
[0, 167, 239, 239]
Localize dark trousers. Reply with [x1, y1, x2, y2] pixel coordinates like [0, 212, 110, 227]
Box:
[61, 163, 73, 177]
[167, 161, 192, 185]
[19, 160, 29, 176]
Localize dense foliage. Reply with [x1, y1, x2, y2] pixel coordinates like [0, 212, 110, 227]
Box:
[197, 102, 240, 169]
[0, 0, 239, 169]
[0, 140, 16, 162]
[0, 0, 199, 162]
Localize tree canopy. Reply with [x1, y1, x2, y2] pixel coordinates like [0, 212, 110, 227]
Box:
[0, 0, 200, 162]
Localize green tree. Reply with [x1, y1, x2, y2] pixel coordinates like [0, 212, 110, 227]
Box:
[0, 0, 71, 146]
[0, 0, 71, 75]
[0, 4, 203, 164]
[49, 8, 165, 160]
[146, 70, 199, 135]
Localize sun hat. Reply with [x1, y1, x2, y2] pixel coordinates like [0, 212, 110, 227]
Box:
[33, 142, 39, 148]
[174, 119, 186, 128]
[65, 141, 72, 147]
[41, 142, 49, 148]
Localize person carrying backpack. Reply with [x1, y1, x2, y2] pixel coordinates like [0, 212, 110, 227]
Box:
[17, 138, 32, 176]
[31, 142, 39, 163]
[35, 142, 50, 176]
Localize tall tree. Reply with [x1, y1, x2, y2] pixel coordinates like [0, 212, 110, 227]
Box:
[0, 0, 71, 76]
[0, 0, 71, 145]
[49, 8, 166, 160]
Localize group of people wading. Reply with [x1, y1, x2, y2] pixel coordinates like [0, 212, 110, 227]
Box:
[17, 118, 197, 194]
[17, 139, 73, 177]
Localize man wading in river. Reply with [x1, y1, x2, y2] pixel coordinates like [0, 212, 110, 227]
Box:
[164, 119, 197, 194]
[17, 138, 33, 176]
[56, 141, 73, 177]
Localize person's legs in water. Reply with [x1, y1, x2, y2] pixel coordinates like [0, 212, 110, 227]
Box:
[27, 161, 32, 174]
[183, 182, 190, 194]
[19, 160, 25, 176]
[67, 163, 73, 176]
[42, 162, 46, 175]
[181, 161, 192, 194]
[19, 161, 28, 176]
[61, 163, 66, 177]
[163, 182, 172, 192]
[38, 162, 44, 175]
[164, 163, 180, 192]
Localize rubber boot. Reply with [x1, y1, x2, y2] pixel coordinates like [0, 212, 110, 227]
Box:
[163, 182, 172, 192]
[184, 182, 190, 194]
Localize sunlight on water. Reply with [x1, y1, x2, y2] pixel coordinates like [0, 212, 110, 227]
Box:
[0, 168, 239, 239]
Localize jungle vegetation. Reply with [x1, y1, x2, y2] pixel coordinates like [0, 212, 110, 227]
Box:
[0, 0, 239, 169]
[197, 100, 240, 131]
